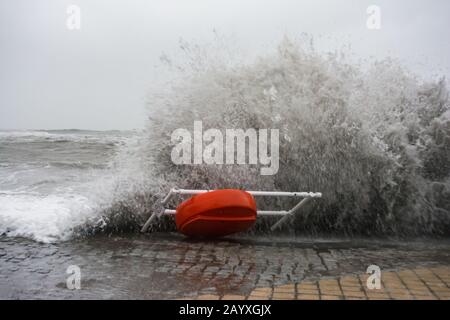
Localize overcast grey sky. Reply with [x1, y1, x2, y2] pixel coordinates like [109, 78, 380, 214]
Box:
[1, 0, 449, 130]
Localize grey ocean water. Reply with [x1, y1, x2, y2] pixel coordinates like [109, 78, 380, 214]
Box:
[0, 130, 136, 242]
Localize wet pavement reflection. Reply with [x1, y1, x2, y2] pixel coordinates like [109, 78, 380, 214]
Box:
[1, 233, 449, 299]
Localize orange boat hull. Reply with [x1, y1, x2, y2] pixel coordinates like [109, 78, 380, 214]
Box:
[175, 189, 257, 237]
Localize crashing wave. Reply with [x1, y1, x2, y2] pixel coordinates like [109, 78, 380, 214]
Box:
[100, 37, 450, 237]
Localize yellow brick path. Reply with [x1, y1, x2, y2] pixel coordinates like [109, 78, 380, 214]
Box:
[191, 265, 450, 300]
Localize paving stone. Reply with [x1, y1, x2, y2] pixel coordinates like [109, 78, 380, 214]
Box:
[221, 294, 246, 300]
[196, 294, 220, 300]
[321, 295, 343, 300]
[272, 292, 295, 300]
[297, 294, 320, 300]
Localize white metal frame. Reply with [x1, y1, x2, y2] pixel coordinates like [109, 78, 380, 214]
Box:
[141, 188, 322, 233]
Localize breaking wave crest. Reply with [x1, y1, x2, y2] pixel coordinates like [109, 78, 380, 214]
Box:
[99, 37, 450, 237]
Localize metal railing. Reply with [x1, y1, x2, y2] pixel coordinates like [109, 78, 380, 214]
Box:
[141, 188, 322, 233]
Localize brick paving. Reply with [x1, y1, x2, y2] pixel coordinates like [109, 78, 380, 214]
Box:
[192, 266, 450, 300]
[1, 234, 449, 299]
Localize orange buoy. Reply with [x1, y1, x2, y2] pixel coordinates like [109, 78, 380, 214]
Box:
[175, 189, 257, 237]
